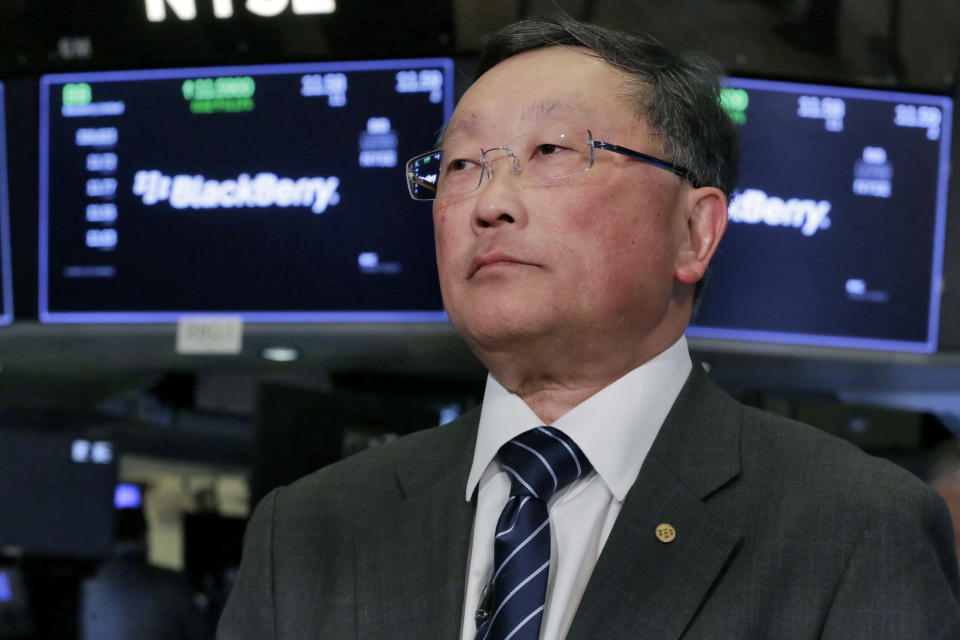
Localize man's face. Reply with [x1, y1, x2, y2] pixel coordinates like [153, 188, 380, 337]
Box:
[433, 46, 699, 363]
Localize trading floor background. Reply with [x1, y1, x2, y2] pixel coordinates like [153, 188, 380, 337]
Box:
[1, 1, 959, 638]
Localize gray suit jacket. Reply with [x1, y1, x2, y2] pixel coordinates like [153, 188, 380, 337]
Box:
[218, 368, 960, 639]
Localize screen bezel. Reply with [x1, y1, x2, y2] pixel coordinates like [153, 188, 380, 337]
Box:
[37, 58, 454, 324]
[686, 76, 953, 354]
[0, 82, 13, 325]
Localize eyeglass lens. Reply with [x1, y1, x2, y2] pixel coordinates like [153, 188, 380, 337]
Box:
[407, 129, 593, 202]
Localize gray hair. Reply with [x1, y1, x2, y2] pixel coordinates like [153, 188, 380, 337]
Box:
[475, 18, 739, 198]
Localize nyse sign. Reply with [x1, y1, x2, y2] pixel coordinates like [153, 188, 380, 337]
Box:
[145, 0, 335, 21]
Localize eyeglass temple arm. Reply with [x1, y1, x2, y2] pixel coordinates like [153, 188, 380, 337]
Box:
[591, 140, 691, 180]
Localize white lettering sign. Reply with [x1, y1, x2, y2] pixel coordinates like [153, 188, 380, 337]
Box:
[729, 188, 832, 236]
[86, 228, 118, 249]
[797, 95, 846, 131]
[86, 203, 118, 222]
[144, 0, 197, 21]
[213, 0, 233, 17]
[894, 104, 942, 140]
[852, 146, 893, 199]
[86, 177, 117, 197]
[132, 170, 340, 214]
[145, 0, 334, 22]
[852, 179, 891, 197]
[395, 69, 444, 104]
[300, 73, 347, 106]
[75, 127, 118, 147]
[87, 152, 118, 172]
[358, 117, 398, 167]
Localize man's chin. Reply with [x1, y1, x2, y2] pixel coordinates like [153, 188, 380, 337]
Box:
[454, 314, 554, 361]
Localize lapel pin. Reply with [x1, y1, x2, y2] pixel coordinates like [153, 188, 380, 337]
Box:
[655, 523, 676, 543]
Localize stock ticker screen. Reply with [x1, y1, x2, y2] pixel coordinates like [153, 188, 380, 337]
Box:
[689, 78, 953, 352]
[0, 81, 12, 325]
[39, 59, 453, 322]
[0, 430, 117, 557]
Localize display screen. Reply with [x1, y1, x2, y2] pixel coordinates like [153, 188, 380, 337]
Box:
[0, 430, 117, 557]
[689, 78, 952, 352]
[0, 81, 12, 326]
[39, 59, 453, 322]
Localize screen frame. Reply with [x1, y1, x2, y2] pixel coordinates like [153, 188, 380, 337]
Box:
[37, 58, 454, 324]
[686, 76, 953, 354]
[0, 82, 13, 325]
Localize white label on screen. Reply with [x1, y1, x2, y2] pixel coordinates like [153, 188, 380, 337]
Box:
[176, 316, 243, 354]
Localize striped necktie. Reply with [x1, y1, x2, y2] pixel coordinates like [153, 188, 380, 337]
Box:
[475, 426, 592, 640]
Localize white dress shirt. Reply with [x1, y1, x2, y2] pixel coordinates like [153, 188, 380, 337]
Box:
[459, 336, 692, 640]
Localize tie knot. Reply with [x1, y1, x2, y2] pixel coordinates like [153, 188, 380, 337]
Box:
[498, 427, 592, 502]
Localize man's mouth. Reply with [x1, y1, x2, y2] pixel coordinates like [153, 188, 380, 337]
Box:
[468, 253, 533, 277]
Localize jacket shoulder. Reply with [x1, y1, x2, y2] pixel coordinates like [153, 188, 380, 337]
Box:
[267, 406, 478, 517]
[738, 401, 928, 496]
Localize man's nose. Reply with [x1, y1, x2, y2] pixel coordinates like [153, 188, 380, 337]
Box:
[471, 159, 527, 232]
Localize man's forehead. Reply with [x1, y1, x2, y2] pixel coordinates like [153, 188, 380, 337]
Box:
[443, 98, 599, 142]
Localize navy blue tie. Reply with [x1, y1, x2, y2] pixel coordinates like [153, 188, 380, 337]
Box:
[475, 426, 592, 640]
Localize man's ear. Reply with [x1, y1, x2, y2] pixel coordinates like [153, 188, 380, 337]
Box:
[675, 186, 728, 285]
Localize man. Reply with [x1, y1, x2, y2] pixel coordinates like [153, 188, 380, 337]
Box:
[218, 19, 960, 639]
[81, 507, 209, 640]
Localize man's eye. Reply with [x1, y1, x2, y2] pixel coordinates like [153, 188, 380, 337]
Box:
[447, 158, 480, 172]
[535, 143, 564, 156]
[534, 142, 580, 159]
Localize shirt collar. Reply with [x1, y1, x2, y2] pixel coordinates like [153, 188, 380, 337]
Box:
[466, 336, 692, 502]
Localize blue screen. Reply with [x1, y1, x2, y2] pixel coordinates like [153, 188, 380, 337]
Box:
[689, 79, 952, 353]
[39, 59, 453, 323]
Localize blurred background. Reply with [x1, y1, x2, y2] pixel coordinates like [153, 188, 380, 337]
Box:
[0, 0, 959, 637]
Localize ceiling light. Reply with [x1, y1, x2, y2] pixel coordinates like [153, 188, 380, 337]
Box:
[261, 346, 299, 362]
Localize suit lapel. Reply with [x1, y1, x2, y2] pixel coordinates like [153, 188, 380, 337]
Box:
[567, 367, 744, 640]
[355, 411, 479, 640]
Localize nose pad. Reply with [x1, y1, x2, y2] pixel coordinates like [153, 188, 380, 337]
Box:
[480, 147, 522, 189]
[470, 146, 526, 230]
